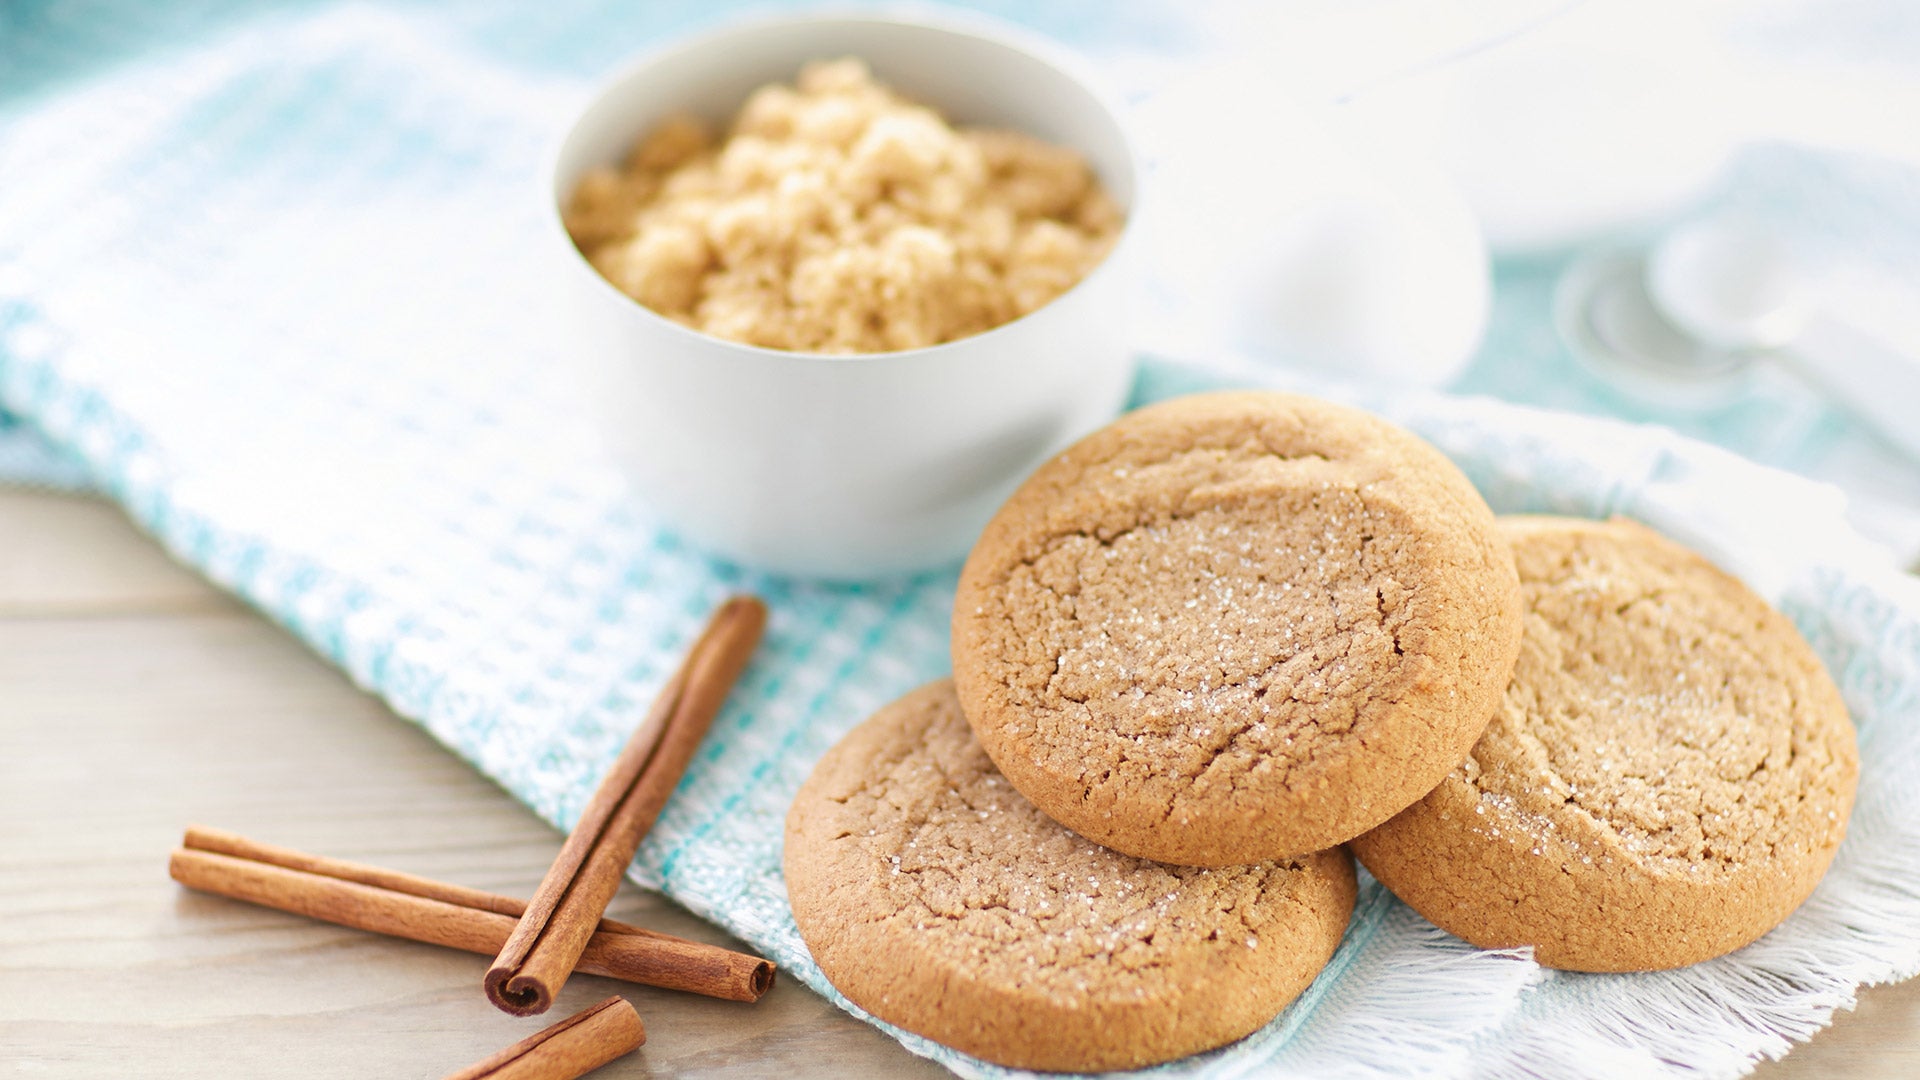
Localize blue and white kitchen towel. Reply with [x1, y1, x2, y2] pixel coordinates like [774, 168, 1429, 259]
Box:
[4, 6, 1920, 1078]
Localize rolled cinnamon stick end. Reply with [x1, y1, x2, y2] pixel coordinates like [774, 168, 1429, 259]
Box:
[580, 928, 774, 1002]
[440, 995, 644, 1080]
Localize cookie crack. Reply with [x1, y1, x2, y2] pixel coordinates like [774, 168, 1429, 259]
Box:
[1375, 585, 1404, 657]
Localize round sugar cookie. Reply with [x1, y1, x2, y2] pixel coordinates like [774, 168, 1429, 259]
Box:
[951, 390, 1523, 865]
[783, 680, 1356, 1072]
[1351, 516, 1859, 972]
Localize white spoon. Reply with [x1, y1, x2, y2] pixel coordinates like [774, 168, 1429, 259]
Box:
[1648, 217, 1920, 462]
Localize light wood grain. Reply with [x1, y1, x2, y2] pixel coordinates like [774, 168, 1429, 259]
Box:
[0, 487, 1914, 1078]
[0, 489, 231, 616]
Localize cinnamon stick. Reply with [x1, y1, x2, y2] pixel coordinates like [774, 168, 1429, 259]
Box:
[441, 996, 643, 1080]
[487, 595, 767, 1016]
[170, 828, 773, 1002]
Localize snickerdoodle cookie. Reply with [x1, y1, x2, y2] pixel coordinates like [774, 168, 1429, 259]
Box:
[1352, 516, 1859, 972]
[951, 391, 1523, 866]
[784, 680, 1356, 1072]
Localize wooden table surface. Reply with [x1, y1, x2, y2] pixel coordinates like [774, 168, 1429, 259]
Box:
[3, 486, 1917, 1079]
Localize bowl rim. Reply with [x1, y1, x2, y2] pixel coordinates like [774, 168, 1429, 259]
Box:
[544, 5, 1143, 366]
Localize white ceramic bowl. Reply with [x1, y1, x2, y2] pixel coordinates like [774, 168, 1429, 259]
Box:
[550, 12, 1140, 579]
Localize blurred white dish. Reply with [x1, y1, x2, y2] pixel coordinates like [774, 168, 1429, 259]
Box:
[549, 13, 1140, 579]
[1649, 217, 1817, 352]
[1139, 65, 1489, 389]
[1555, 215, 1920, 464]
[1648, 217, 1920, 463]
[1340, 0, 1741, 254]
